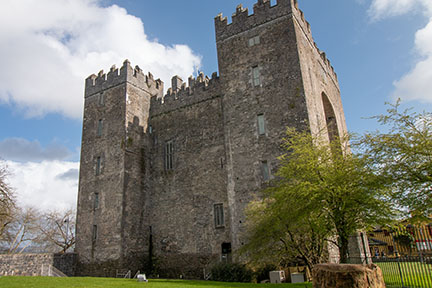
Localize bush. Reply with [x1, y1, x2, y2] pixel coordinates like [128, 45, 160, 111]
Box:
[254, 263, 278, 283]
[210, 262, 253, 283]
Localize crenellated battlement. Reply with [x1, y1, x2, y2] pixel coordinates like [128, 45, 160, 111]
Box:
[85, 60, 164, 98]
[215, 0, 337, 82]
[215, 0, 294, 42]
[290, 3, 338, 82]
[150, 72, 221, 116]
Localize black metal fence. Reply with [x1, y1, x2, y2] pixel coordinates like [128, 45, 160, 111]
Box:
[368, 224, 432, 288]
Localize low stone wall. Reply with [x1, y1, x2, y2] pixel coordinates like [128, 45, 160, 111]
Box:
[53, 253, 77, 276]
[312, 263, 385, 288]
[0, 253, 77, 276]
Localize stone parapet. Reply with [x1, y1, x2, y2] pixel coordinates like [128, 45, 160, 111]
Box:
[150, 72, 221, 116]
[85, 60, 164, 98]
[215, 0, 293, 42]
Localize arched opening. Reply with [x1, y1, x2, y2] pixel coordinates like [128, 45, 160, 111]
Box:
[321, 92, 340, 143]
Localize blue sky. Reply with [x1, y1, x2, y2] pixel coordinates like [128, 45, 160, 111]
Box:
[1, 0, 432, 210]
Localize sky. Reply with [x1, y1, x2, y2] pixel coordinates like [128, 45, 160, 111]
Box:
[1, 0, 432, 211]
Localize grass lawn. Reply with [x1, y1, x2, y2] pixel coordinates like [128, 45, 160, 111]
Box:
[0, 277, 312, 288]
[376, 261, 432, 288]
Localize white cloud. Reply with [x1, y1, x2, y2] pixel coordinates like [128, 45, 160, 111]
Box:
[0, 138, 71, 162]
[368, 0, 428, 20]
[368, 0, 432, 103]
[5, 160, 79, 211]
[0, 0, 201, 119]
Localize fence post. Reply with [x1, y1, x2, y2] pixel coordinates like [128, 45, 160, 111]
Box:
[397, 256, 405, 288]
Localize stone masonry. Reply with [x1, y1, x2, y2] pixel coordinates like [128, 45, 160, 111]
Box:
[0, 253, 77, 277]
[75, 0, 348, 278]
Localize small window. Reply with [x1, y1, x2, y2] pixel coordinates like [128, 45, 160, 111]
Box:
[252, 66, 261, 86]
[94, 193, 99, 210]
[261, 161, 270, 181]
[97, 119, 103, 136]
[96, 157, 101, 175]
[214, 204, 224, 228]
[92, 225, 98, 241]
[257, 114, 266, 135]
[248, 36, 260, 47]
[98, 93, 105, 106]
[222, 242, 232, 254]
[165, 141, 174, 170]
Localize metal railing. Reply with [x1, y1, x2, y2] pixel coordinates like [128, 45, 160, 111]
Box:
[367, 224, 432, 288]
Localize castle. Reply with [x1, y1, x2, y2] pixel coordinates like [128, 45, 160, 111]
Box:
[75, 0, 347, 278]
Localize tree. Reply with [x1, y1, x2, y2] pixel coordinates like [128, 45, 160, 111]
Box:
[242, 128, 395, 265]
[0, 207, 40, 253]
[242, 198, 329, 272]
[359, 101, 432, 218]
[0, 161, 15, 238]
[38, 209, 76, 253]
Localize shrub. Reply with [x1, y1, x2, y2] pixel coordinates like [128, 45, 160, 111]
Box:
[210, 262, 253, 283]
[254, 263, 278, 283]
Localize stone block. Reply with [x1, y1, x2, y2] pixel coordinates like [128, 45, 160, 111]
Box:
[312, 263, 386, 288]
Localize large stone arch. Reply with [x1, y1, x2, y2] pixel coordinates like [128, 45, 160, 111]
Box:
[321, 92, 340, 143]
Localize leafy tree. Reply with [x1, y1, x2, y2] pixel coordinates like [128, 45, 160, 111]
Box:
[242, 197, 329, 272]
[242, 128, 395, 265]
[359, 101, 432, 218]
[0, 161, 15, 238]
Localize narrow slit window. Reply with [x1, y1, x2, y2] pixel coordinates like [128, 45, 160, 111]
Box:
[258, 114, 266, 135]
[94, 193, 99, 210]
[96, 157, 101, 175]
[97, 119, 103, 136]
[99, 93, 105, 106]
[214, 204, 224, 228]
[165, 141, 174, 170]
[261, 161, 270, 181]
[253, 66, 261, 86]
[92, 225, 98, 241]
[248, 36, 260, 47]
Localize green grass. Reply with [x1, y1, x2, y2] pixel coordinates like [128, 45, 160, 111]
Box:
[376, 261, 432, 288]
[0, 277, 312, 288]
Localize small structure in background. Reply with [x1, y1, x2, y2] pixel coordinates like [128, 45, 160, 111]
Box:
[269, 270, 285, 283]
[290, 272, 305, 283]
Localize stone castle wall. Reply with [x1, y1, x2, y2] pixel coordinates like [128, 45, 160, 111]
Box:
[75, 0, 348, 278]
[148, 73, 229, 278]
[216, 0, 315, 249]
[0, 253, 76, 277]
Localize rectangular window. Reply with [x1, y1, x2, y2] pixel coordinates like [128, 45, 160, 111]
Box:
[97, 119, 103, 136]
[261, 161, 270, 181]
[99, 93, 105, 106]
[96, 157, 101, 175]
[252, 66, 261, 86]
[165, 141, 174, 170]
[94, 193, 99, 210]
[92, 225, 98, 241]
[248, 36, 260, 47]
[214, 204, 224, 228]
[258, 114, 266, 135]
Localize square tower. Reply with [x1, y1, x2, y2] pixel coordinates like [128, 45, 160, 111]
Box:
[215, 0, 347, 250]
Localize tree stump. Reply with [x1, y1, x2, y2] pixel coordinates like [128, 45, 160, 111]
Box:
[312, 263, 386, 288]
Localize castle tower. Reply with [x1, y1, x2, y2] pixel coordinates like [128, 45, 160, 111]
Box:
[215, 0, 347, 250]
[75, 60, 163, 275]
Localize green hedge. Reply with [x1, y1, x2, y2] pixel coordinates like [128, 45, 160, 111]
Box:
[210, 263, 253, 283]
